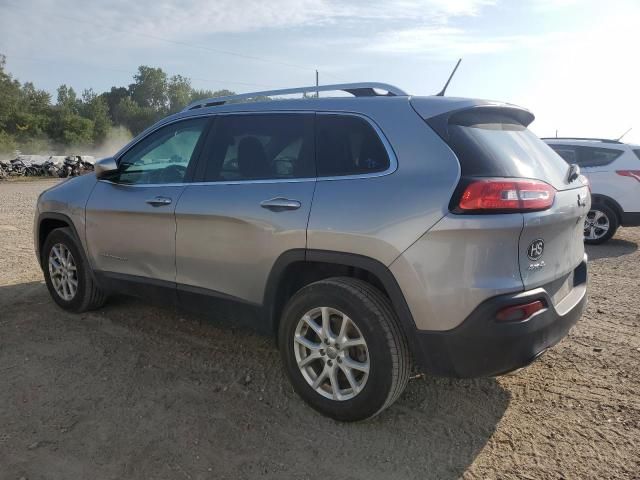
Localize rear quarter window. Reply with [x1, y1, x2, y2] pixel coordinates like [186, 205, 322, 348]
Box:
[316, 115, 390, 177]
[576, 146, 623, 167]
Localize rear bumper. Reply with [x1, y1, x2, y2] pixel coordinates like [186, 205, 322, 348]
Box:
[413, 257, 588, 378]
[621, 212, 640, 227]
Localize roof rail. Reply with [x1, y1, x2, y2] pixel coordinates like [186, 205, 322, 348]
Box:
[183, 82, 408, 111]
[541, 137, 623, 144]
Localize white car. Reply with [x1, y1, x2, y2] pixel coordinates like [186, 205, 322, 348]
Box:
[544, 138, 640, 244]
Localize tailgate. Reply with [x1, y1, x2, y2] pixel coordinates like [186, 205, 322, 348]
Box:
[519, 185, 590, 293]
[415, 101, 591, 301]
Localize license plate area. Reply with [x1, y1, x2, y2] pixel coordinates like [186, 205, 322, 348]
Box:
[549, 270, 575, 306]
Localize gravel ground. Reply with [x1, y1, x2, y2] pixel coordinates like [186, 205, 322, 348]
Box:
[0, 179, 638, 480]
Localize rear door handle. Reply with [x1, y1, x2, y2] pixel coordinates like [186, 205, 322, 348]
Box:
[260, 197, 301, 211]
[146, 196, 172, 207]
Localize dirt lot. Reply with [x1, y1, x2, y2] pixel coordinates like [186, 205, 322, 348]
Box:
[0, 179, 638, 480]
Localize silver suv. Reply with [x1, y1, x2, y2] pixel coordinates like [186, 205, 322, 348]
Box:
[34, 83, 589, 421]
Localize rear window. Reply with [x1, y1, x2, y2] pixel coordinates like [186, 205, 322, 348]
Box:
[446, 111, 569, 185]
[576, 146, 622, 167]
[316, 115, 390, 177]
[548, 145, 578, 164]
[548, 144, 623, 168]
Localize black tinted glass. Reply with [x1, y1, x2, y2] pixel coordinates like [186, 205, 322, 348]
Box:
[548, 145, 578, 164]
[204, 114, 314, 181]
[316, 115, 390, 177]
[447, 111, 568, 183]
[576, 146, 623, 167]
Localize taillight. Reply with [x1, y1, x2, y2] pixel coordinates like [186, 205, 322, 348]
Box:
[616, 170, 640, 182]
[457, 178, 556, 213]
[579, 174, 591, 193]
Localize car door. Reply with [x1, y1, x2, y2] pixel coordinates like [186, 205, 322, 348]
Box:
[85, 116, 211, 289]
[174, 112, 316, 316]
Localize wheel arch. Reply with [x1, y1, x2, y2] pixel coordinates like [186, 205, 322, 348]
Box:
[264, 249, 420, 356]
[37, 212, 82, 269]
[590, 194, 623, 223]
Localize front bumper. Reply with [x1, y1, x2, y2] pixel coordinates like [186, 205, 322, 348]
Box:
[413, 257, 588, 378]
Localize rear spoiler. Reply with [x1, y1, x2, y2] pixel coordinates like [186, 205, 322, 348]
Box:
[410, 98, 534, 142]
[428, 106, 534, 142]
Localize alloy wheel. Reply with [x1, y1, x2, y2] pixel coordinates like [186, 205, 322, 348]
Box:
[293, 307, 370, 401]
[584, 209, 610, 241]
[48, 243, 78, 301]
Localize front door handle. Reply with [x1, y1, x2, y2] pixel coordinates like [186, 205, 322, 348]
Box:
[260, 197, 301, 211]
[146, 196, 172, 207]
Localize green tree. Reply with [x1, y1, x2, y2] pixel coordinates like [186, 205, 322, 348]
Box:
[0, 130, 17, 156]
[129, 66, 167, 111]
[167, 75, 192, 113]
[49, 84, 94, 147]
[0, 54, 22, 132]
[113, 97, 158, 135]
[100, 86, 129, 119]
[190, 88, 235, 102]
[13, 82, 51, 139]
[0, 54, 261, 155]
[56, 84, 80, 114]
[81, 89, 111, 144]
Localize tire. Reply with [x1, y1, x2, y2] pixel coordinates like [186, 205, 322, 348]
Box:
[42, 227, 107, 312]
[279, 277, 411, 421]
[584, 204, 618, 245]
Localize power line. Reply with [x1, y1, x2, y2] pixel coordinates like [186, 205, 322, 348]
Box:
[1, 52, 279, 89]
[3, 2, 320, 73]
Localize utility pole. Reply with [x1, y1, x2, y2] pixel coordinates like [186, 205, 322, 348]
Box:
[315, 70, 319, 97]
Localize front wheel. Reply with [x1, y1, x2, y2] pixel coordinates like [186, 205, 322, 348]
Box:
[279, 277, 411, 421]
[43, 227, 107, 312]
[584, 204, 618, 245]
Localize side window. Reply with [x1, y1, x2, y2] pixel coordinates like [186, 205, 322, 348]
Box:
[577, 146, 623, 168]
[115, 117, 209, 184]
[549, 145, 578, 164]
[203, 114, 314, 181]
[316, 115, 390, 177]
[632, 149, 640, 160]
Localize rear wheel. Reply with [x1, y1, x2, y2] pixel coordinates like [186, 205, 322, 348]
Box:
[279, 277, 410, 421]
[43, 228, 107, 312]
[584, 204, 618, 244]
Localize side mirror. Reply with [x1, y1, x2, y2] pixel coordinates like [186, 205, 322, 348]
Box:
[95, 157, 118, 179]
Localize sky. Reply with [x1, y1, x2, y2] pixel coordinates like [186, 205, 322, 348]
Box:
[0, 0, 639, 143]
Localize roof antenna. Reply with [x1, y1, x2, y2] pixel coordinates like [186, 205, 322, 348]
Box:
[616, 127, 632, 142]
[436, 58, 462, 96]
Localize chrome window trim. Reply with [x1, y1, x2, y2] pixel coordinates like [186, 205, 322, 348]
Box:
[103, 110, 397, 188]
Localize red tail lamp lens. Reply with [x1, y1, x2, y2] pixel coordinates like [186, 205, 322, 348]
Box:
[459, 179, 555, 212]
[496, 300, 545, 322]
[616, 170, 640, 183]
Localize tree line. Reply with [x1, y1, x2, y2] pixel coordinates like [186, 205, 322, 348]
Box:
[0, 54, 236, 156]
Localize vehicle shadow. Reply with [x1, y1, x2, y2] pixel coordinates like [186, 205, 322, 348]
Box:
[0, 281, 509, 480]
[586, 237, 638, 260]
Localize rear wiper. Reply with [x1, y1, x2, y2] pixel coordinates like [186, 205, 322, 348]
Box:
[567, 163, 580, 183]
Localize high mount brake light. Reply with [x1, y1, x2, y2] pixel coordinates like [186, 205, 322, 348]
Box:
[616, 170, 640, 182]
[458, 179, 556, 213]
